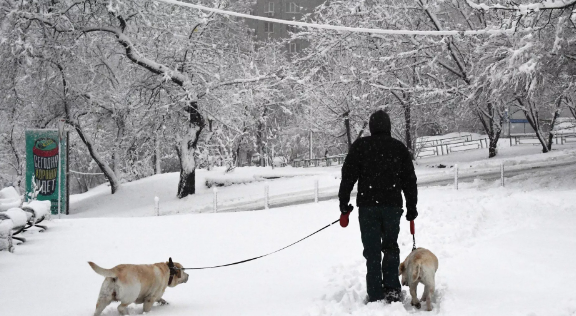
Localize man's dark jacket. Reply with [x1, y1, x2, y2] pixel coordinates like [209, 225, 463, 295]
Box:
[338, 113, 418, 212]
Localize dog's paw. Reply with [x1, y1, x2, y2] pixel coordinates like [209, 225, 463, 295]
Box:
[157, 299, 169, 305]
[411, 301, 421, 309]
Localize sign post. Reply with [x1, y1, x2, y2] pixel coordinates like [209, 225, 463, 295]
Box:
[57, 120, 64, 219]
[25, 129, 68, 215]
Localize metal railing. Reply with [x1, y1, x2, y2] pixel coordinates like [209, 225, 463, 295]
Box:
[292, 154, 347, 168]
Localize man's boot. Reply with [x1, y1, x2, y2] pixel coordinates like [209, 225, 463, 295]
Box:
[384, 287, 403, 303]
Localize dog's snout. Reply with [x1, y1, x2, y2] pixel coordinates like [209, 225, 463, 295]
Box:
[183, 273, 189, 283]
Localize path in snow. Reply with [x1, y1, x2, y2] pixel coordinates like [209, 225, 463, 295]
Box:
[307, 167, 576, 316]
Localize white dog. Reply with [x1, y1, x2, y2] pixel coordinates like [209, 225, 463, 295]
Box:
[399, 248, 438, 311]
[88, 258, 189, 315]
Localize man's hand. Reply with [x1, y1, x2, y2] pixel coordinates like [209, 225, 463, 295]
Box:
[339, 204, 353, 214]
[339, 204, 354, 227]
[406, 206, 418, 221]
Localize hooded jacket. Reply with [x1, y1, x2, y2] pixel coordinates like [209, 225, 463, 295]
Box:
[338, 110, 418, 211]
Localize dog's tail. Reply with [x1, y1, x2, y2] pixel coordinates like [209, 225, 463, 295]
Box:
[88, 262, 116, 278]
[411, 263, 421, 283]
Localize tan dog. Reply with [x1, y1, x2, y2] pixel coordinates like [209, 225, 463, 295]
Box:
[88, 258, 189, 316]
[399, 248, 438, 311]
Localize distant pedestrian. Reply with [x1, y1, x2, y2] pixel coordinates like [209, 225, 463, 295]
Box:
[338, 109, 418, 303]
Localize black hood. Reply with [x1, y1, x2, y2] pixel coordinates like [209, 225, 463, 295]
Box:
[369, 110, 391, 136]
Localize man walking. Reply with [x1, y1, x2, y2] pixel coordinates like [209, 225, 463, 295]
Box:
[338, 110, 418, 303]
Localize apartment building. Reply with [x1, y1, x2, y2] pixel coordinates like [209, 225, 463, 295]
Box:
[247, 0, 325, 53]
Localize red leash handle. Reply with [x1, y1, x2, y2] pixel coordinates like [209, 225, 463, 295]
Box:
[339, 205, 354, 228]
[410, 220, 416, 251]
[340, 211, 350, 227]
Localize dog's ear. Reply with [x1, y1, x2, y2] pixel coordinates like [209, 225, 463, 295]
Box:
[398, 262, 405, 276]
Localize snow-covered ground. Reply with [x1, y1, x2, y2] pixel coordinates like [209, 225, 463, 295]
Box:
[1, 141, 576, 316]
[68, 139, 576, 218]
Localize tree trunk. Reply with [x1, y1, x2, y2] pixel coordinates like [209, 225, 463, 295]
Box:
[546, 97, 563, 150]
[488, 138, 499, 158]
[476, 102, 503, 158]
[390, 90, 415, 159]
[69, 120, 121, 194]
[344, 112, 352, 150]
[256, 121, 264, 167]
[57, 62, 121, 194]
[233, 126, 247, 167]
[568, 104, 576, 120]
[154, 131, 162, 174]
[256, 107, 268, 167]
[177, 168, 196, 197]
[355, 121, 368, 141]
[6, 125, 23, 187]
[205, 119, 214, 171]
[113, 117, 125, 177]
[517, 98, 550, 153]
[176, 101, 204, 199]
[403, 101, 414, 160]
[526, 116, 550, 153]
[176, 128, 201, 198]
[234, 146, 240, 166]
[233, 136, 244, 168]
[308, 130, 313, 160]
[233, 136, 242, 168]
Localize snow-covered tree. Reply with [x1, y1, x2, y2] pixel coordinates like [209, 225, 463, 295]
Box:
[4, 0, 282, 197]
[469, 0, 576, 152]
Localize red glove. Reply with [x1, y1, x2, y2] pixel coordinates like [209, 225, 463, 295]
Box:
[339, 204, 354, 228]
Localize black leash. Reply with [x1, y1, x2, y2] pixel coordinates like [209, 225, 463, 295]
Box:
[179, 219, 339, 270]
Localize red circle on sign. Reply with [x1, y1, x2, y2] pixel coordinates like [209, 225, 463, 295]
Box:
[33, 146, 58, 157]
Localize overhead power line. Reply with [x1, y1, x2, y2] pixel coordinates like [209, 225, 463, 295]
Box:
[153, 0, 513, 37]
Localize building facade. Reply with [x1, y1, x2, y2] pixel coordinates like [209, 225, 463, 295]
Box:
[247, 0, 325, 53]
[505, 106, 574, 136]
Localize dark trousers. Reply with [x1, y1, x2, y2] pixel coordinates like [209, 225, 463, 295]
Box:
[359, 206, 403, 301]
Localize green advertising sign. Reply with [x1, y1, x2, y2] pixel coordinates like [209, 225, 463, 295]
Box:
[25, 129, 69, 215]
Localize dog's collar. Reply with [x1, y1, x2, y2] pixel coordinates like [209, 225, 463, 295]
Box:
[167, 257, 178, 286]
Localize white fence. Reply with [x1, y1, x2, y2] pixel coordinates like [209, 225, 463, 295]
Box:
[153, 161, 536, 215]
[509, 134, 576, 146]
[416, 134, 489, 158]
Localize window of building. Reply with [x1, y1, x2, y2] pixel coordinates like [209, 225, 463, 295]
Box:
[286, 24, 296, 33]
[289, 42, 298, 53]
[267, 2, 274, 13]
[264, 22, 274, 33]
[287, 2, 299, 13]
